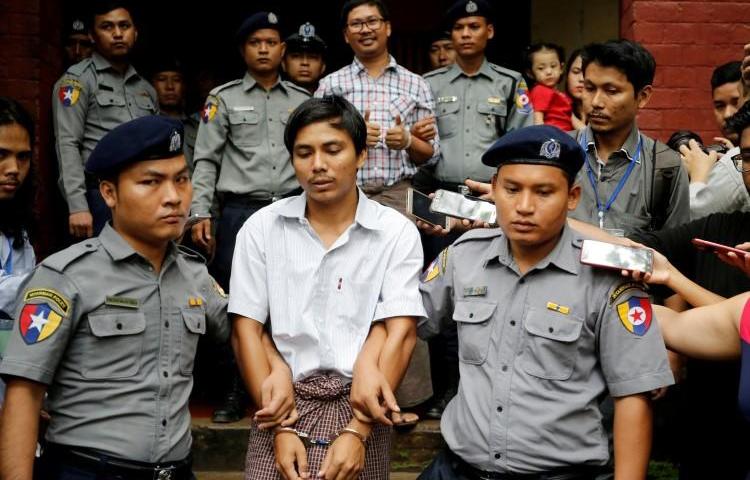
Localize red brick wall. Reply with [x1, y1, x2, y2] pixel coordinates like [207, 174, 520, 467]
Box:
[0, 0, 64, 258]
[622, 0, 750, 143]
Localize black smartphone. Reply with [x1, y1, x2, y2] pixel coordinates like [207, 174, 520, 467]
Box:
[406, 188, 449, 228]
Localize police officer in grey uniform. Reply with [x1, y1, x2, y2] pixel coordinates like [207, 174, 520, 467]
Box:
[189, 11, 309, 423]
[569, 40, 689, 237]
[53, 1, 158, 240]
[421, 0, 534, 192]
[0, 115, 229, 480]
[418, 125, 674, 479]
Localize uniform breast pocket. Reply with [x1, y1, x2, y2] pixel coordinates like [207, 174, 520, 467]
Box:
[134, 94, 157, 115]
[83, 311, 146, 379]
[520, 308, 583, 380]
[436, 100, 460, 139]
[476, 103, 507, 141]
[228, 110, 262, 147]
[453, 300, 496, 365]
[179, 308, 206, 375]
[95, 92, 127, 124]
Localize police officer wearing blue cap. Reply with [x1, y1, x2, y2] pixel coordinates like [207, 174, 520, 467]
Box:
[283, 22, 327, 93]
[0, 115, 229, 479]
[417, 125, 674, 479]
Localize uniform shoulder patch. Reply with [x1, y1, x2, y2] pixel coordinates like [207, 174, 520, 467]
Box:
[616, 295, 653, 336]
[58, 78, 84, 107]
[18, 288, 71, 344]
[201, 94, 220, 123]
[609, 281, 646, 305]
[514, 78, 532, 114]
[211, 276, 227, 298]
[43, 240, 99, 273]
[421, 249, 448, 283]
[453, 227, 503, 247]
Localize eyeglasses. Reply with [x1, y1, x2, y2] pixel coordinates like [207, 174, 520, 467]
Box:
[347, 17, 385, 33]
[732, 153, 750, 173]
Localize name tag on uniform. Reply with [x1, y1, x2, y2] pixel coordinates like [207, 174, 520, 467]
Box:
[105, 296, 139, 309]
[487, 96, 502, 104]
[546, 302, 570, 315]
[437, 96, 457, 103]
[463, 286, 487, 297]
[231, 106, 255, 112]
[98, 84, 114, 92]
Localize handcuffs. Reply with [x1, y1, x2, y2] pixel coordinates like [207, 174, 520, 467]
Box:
[274, 426, 367, 447]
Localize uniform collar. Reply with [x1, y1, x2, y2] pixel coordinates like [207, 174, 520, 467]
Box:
[278, 188, 383, 231]
[449, 58, 493, 82]
[583, 123, 642, 164]
[241, 71, 286, 93]
[91, 52, 139, 81]
[352, 55, 398, 77]
[485, 224, 580, 275]
[99, 223, 179, 264]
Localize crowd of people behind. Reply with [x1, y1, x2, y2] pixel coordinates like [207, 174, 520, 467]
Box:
[2, 0, 750, 479]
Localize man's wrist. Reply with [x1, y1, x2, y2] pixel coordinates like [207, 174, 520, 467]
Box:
[403, 128, 412, 150]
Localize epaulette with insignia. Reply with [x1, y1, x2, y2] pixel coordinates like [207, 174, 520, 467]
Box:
[65, 58, 93, 77]
[423, 66, 451, 78]
[43, 240, 99, 273]
[209, 79, 243, 96]
[283, 80, 312, 97]
[177, 244, 207, 264]
[488, 63, 522, 81]
[453, 227, 503, 247]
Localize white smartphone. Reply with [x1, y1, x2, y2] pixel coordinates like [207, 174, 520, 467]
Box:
[430, 189, 497, 224]
[580, 240, 653, 273]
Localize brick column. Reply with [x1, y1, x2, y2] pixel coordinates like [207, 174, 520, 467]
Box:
[621, 0, 750, 143]
[0, 0, 64, 258]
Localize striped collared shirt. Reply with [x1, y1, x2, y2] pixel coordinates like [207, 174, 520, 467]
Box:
[315, 56, 439, 187]
[228, 190, 426, 380]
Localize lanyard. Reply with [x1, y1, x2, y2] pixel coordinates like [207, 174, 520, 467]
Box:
[1, 237, 12, 275]
[579, 132, 643, 229]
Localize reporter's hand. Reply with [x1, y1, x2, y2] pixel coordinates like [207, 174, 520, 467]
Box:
[255, 365, 297, 430]
[317, 430, 366, 480]
[716, 242, 750, 277]
[385, 115, 409, 150]
[713, 137, 735, 150]
[621, 245, 671, 285]
[463, 179, 493, 201]
[274, 431, 309, 480]
[742, 43, 750, 97]
[680, 139, 718, 184]
[364, 110, 381, 147]
[69, 211, 94, 238]
[411, 116, 436, 142]
[190, 218, 213, 252]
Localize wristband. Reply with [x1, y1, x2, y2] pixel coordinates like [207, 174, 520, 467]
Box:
[403, 128, 412, 150]
[337, 427, 367, 445]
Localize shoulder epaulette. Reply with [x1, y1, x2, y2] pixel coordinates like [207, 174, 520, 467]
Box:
[488, 63, 523, 81]
[210, 79, 243, 96]
[453, 227, 504, 247]
[423, 66, 450, 78]
[42, 239, 99, 273]
[283, 80, 312, 97]
[65, 58, 93, 77]
[177, 244, 207, 264]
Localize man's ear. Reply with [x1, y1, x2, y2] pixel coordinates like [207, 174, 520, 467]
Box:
[486, 23, 494, 40]
[320, 62, 327, 76]
[99, 179, 117, 208]
[355, 148, 366, 169]
[636, 85, 653, 109]
[567, 183, 581, 211]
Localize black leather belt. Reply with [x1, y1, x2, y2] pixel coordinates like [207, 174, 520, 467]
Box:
[223, 187, 303, 207]
[448, 449, 606, 480]
[42, 443, 193, 480]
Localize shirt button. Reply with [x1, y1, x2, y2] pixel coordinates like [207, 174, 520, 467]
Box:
[116, 323, 123, 330]
[163, 371, 168, 378]
[164, 321, 169, 328]
[466, 106, 471, 110]
[548, 327, 554, 333]
[494, 453, 501, 459]
[496, 406, 503, 413]
[519, 278, 525, 284]
[269, 118, 273, 122]
[468, 313, 474, 319]
[465, 153, 469, 157]
[501, 365, 508, 372]
[162, 419, 167, 427]
[272, 166, 276, 170]
[510, 320, 516, 326]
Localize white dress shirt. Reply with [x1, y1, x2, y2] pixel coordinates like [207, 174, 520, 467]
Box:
[228, 190, 426, 381]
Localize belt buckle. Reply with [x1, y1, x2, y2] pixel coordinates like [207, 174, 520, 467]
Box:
[154, 466, 175, 480]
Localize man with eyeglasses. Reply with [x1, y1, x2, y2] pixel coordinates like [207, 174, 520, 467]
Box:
[53, 1, 158, 240]
[569, 101, 750, 480]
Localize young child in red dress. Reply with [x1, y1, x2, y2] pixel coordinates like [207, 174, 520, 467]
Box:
[525, 43, 574, 131]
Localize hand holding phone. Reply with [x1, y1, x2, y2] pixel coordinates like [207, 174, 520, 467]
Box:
[430, 189, 497, 224]
[406, 188, 449, 228]
[580, 240, 653, 273]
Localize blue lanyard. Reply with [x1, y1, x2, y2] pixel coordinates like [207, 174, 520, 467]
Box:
[1, 238, 12, 275]
[579, 132, 642, 228]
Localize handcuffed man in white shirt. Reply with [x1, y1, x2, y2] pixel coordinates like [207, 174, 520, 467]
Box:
[230, 95, 425, 480]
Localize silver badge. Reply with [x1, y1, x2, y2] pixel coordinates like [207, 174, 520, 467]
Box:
[268, 12, 278, 24]
[72, 19, 85, 32]
[540, 139, 561, 159]
[466, 1, 478, 13]
[169, 130, 182, 152]
[300, 22, 315, 38]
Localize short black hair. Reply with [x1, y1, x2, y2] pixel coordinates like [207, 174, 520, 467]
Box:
[0, 97, 35, 247]
[340, 0, 390, 29]
[523, 43, 565, 85]
[711, 61, 742, 91]
[284, 96, 367, 156]
[581, 40, 656, 94]
[726, 101, 750, 137]
[90, 1, 135, 26]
